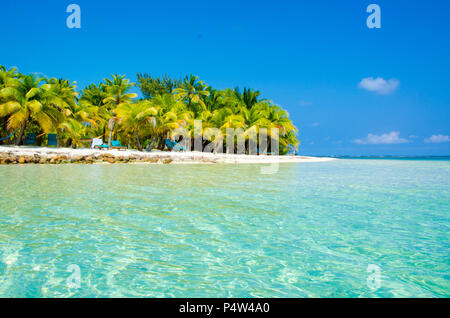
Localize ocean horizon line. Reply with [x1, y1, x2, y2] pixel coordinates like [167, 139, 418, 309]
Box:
[299, 155, 450, 160]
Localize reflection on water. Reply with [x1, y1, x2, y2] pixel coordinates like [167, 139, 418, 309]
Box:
[0, 160, 449, 297]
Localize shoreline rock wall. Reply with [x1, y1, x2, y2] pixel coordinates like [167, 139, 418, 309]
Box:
[0, 150, 214, 165]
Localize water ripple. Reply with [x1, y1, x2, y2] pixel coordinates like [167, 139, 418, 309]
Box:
[0, 160, 449, 297]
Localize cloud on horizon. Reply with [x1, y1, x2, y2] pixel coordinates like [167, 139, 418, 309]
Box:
[358, 77, 399, 95]
[354, 131, 408, 145]
[424, 134, 450, 144]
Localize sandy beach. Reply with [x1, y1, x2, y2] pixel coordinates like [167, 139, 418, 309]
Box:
[0, 145, 336, 164]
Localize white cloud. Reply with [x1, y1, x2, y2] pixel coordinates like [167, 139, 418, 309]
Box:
[424, 134, 450, 144]
[354, 131, 408, 145]
[358, 77, 399, 95]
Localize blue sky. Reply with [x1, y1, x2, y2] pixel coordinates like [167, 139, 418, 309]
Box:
[1, 0, 449, 155]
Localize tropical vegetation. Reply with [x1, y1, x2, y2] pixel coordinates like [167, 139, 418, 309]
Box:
[0, 66, 299, 154]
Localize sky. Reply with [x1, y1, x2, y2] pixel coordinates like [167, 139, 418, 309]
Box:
[1, 0, 449, 156]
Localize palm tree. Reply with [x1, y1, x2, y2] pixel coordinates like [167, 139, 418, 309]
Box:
[173, 75, 210, 116]
[204, 88, 224, 112]
[78, 83, 109, 140]
[0, 65, 18, 89]
[1, 68, 300, 152]
[0, 74, 60, 145]
[114, 100, 158, 151]
[150, 94, 193, 149]
[233, 87, 262, 109]
[102, 75, 137, 146]
[136, 73, 181, 99]
[246, 102, 299, 154]
[43, 78, 78, 146]
[44, 78, 78, 113]
[0, 65, 19, 138]
[79, 83, 107, 109]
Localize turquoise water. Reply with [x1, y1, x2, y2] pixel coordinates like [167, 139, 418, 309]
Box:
[0, 160, 449, 297]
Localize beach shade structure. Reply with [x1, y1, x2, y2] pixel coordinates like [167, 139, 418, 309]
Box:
[47, 134, 58, 147]
[111, 140, 127, 150]
[0, 129, 18, 142]
[164, 139, 186, 152]
[24, 133, 37, 145]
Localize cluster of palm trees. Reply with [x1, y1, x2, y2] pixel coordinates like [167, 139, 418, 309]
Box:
[0, 65, 299, 154]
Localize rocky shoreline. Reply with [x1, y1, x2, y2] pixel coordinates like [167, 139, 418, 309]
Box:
[0, 149, 212, 165]
[0, 152, 174, 165]
[0, 146, 336, 165]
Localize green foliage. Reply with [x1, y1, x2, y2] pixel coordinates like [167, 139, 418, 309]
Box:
[136, 73, 181, 99]
[0, 65, 300, 152]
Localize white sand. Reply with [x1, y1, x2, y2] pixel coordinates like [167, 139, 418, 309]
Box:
[0, 145, 336, 164]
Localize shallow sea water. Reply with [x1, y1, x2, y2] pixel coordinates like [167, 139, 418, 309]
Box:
[0, 159, 449, 297]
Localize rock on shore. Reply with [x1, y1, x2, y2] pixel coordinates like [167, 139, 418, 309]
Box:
[0, 146, 336, 165]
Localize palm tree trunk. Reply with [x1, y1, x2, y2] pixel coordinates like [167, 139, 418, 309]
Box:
[157, 137, 164, 150]
[135, 130, 142, 151]
[56, 129, 61, 147]
[108, 120, 116, 146]
[15, 118, 28, 146]
[150, 136, 157, 149]
[0, 118, 7, 145]
[1, 117, 6, 132]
